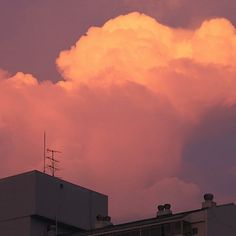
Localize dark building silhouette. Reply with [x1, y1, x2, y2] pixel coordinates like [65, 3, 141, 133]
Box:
[0, 170, 108, 235]
[0, 171, 235, 236]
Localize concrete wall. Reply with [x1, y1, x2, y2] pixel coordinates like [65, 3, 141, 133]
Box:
[184, 204, 236, 236]
[34, 171, 108, 230]
[0, 170, 108, 234]
[30, 216, 77, 236]
[0, 171, 36, 221]
[207, 204, 236, 236]
[30, 217, 50, 236]
[0, 216, 31, 236]
[184, 210, 206, 236]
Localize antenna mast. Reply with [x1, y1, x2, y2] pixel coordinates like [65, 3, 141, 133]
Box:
[43, 131, 46, 173]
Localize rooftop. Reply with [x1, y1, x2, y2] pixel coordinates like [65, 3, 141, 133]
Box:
[67, 203, 235, 236]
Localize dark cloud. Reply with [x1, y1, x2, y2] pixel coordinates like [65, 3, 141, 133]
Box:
[123, 0, 236, 27]
[180, 105, 236, 202]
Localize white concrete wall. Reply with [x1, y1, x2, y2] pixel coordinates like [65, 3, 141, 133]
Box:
[184, 210, 206, 236]
[207, 204, 236, 236]
[184, 204, 236, 236]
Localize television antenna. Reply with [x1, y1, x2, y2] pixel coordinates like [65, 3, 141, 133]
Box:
[46, 148, 61, 177]
[43, 132, 61, 177]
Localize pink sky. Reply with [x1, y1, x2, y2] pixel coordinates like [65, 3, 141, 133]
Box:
[0, 1, 236, 223]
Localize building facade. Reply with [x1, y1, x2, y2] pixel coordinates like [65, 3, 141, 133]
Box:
[0, 170, 108, 236]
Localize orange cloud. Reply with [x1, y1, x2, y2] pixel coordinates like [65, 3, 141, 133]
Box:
[1, 12, 236, 222]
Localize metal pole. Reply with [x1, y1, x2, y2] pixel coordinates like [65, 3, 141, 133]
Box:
[52, 151, 55, 177]
[44, 131, 46, 173]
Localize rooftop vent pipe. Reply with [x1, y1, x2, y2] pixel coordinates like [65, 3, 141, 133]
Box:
[95, 215, 113, 229]
[202, 193, 217, 208]
[157, 203, 172, 217]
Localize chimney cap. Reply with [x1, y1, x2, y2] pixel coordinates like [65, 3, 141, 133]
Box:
[96, 214, 103, 221]
[204, 193, 214, 201]
[157, 205, 165, 211]
[164, 203, 171, 210]
[104, 216, 111, 221]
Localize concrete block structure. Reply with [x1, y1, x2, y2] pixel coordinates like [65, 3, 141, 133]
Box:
[0, 170, 108, 236]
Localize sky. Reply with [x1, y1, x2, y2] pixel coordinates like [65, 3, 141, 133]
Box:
[0, 0, 236, 223]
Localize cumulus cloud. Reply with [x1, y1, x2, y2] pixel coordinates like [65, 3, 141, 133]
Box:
[1, 12, 236, 222]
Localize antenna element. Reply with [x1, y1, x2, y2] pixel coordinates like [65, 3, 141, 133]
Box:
[46, 148, 61, 177]
[43, 132, 61, 177]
